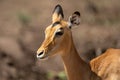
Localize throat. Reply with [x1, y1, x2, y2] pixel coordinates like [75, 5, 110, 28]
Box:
[61, 45, 91, 80]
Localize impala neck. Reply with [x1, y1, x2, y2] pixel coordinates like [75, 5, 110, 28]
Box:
[60, 36, 91, 80]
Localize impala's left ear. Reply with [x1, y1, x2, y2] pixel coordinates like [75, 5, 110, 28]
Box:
[68, 11, 80, 29]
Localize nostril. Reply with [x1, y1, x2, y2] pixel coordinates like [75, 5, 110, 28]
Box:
[37, 50, 46, 59]
[38, 51, 44, 57]
[38, 51, 43, 56]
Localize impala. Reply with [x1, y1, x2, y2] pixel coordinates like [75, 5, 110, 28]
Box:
[36, 4, 120, 80]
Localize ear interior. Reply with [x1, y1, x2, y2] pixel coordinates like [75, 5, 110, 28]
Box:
[52, 4, 64, 23]
[68, 11, 80, 28]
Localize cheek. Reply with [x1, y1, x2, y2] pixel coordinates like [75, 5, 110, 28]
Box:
[54, 37, 63, 46]
[47, 36, 64, 56]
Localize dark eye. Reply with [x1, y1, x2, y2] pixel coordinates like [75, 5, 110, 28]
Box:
[55, 28, 64, 37]
[56, 32, 63, 36]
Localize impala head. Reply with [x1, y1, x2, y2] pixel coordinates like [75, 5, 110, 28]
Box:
[37, 4, 80, 59]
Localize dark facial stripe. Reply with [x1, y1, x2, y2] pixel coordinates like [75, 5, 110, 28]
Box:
[52, 21, 60, 27]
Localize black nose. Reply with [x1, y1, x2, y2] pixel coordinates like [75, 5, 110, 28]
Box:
[38, 51, 44, 56]
[37, 50, 44, 58]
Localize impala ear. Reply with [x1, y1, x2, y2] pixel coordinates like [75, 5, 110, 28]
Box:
[68, 11, 80, 29]
[52, 4, 64, 23]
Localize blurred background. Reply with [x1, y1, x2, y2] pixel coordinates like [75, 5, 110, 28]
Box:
[0, 0, 120, 80]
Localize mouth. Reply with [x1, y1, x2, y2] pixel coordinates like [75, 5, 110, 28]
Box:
[38, 56, 47, 59]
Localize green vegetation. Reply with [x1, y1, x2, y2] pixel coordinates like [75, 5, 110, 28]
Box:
[58, 71, 67, 80]
[47, 71, 67, 80]
[18, 12, 31, 26]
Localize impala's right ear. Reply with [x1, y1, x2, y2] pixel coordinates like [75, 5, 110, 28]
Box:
[68, 11, 80, 29]
[52, 4, 64, 23]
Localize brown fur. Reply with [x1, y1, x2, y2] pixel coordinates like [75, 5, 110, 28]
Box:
[90, 48, 120, 80]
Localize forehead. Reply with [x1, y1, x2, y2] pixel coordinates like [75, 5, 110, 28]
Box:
[46, 20, 68, 30]
[45, 23, 61, 33]
[52, 21, 61, 27]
